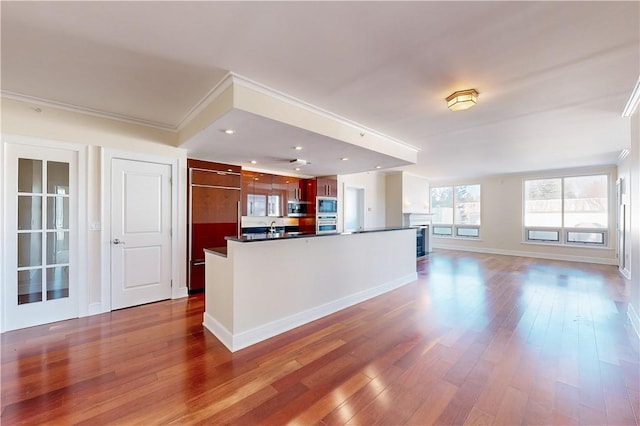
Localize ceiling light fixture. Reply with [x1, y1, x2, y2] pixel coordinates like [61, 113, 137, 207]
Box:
[224, 129, 235, 135]
[446, 89, 478, 111]
[294, 167, 301, 171]
[250, 160, 257, 164]
[341, 157, 349, 161]
[294, 146, 303, 150]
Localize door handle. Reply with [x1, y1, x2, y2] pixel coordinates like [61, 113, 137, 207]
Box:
[112, 238, 125, 245]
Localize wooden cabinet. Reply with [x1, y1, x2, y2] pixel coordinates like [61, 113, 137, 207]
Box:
[284, 176, 315, 203]
[317, 176, 338, 197]
[188, 159, 241, 292]
[241, 171, 286, 216]
[285, 176, 302, 201]
[241, 171, 259, 216]
[270, 175, 288, 216]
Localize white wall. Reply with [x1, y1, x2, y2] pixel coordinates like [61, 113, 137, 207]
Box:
[338, 171, 386, 230]
[430, 165, 618, 265]
[385, 173, 403, 227]
[205, 229, 416, 351]
[628, 111, 640, 338]
[1, 97, 188, 320]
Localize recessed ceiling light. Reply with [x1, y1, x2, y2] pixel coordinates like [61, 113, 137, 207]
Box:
[341, 157, 349, 161]
[375, 165, 382, 169]
[294, 167, 301, 171]
[250, 160, 257, 164]
[294, 146, 303, 150]
[224, 129, 235, 135]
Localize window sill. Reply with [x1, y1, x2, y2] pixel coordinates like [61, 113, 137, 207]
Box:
[520, 241, 613, 251]
[433, 236, 483, 242]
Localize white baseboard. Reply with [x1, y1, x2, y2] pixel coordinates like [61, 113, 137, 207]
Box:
[172, 286, 188, 299]
[203, 272, 417, 352]
[203, 312, 234, 351]
[619, 267, 631, 280]
[87, 302, 103, 315]
[431, 244, 617, 265]
[628, 303, 640, 341]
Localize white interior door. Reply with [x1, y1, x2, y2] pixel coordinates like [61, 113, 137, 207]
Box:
[111, 158, 172, 310]
[344, 186, 365, 232]
[3, 143, 78, 331]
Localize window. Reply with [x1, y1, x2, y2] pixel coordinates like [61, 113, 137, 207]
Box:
[430, 184, 481, 238]
[524, 174, 608, 245]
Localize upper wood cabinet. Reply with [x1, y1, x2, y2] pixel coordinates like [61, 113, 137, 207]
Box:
[242, 171, 288, 216]
[317, 176, 338, 197]
[284, 176, 301, 201]
[241, 171, 318, 217]
[241, 171, 266, 216]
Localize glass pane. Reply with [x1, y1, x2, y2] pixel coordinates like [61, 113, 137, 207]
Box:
[46, 266, 69, 300]
[18, 269, 42, 304]
[247, 194, 266, 216]
[267, 195, 280, 216]
[18, 159, 43, 193]
[455, 184, 481, 225]
[567, 231, 605, 244]
[430, 187, 453, 224]
[47, 196, 69, 229]
[527, 230, 559, 242]
[433, 226, 453, 236]
[524, 179, 562, 227]
[457, 227, 480, 237]
[46, 231, 69, 264]
[17, 196, 42, 230]
[18, 233, 42, 267]
[47, 161, 69, 194]
[564, 175, 608, 228]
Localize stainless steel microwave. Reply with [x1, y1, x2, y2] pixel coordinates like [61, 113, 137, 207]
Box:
[287, 201, 307, 217]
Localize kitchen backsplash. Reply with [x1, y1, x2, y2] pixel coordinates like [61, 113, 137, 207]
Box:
[241, 216, 299, 229]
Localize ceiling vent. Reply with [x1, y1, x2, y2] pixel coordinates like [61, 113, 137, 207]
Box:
[289, 159, 309, 166]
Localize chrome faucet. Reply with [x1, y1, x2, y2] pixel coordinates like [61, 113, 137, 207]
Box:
[270, 221, 277, 234]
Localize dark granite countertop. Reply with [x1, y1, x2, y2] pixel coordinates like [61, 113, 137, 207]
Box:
[224, 226, 413, 243]
[203, 246, 228, 257]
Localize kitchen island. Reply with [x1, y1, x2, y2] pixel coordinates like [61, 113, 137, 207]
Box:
[203, 228, 417, 352]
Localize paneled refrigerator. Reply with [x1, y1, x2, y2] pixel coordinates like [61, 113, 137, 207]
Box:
[188, 159, 241, 292]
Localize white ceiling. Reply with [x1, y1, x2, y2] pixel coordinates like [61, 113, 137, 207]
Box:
[2, 1, 638, 180]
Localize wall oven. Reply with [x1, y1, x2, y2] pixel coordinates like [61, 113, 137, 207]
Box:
[316, 197, 338, 234]
[317, 214, 338, 234]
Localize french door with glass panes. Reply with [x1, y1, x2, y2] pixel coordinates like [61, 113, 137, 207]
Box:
[4, 143, 78, 331]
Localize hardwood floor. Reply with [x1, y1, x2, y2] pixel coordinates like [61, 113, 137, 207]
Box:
[2, 250, 638, 425]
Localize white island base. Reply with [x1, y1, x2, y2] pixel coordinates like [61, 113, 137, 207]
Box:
[204, 228, 417, 352]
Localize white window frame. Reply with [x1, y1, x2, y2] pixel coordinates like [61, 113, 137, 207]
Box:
[430, 184, 481, 239]
[523, 174, 609, 247]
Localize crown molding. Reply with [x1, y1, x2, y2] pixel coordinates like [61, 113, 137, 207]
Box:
[622, 76, 640, 117]
[175, 72, 235, 132]
[0, 90, 177, 131]
[3, 73, 421, 156]
[617, 148, 630, 163]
